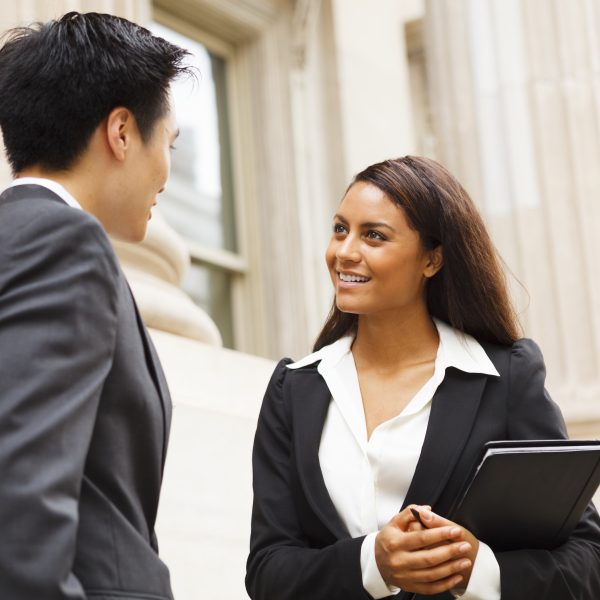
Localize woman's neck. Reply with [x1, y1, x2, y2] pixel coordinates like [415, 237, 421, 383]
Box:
[351, 305, 439, 372]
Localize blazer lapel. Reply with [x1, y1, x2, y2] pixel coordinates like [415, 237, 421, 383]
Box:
[403, 368, 488, 511]
[290, 368, 350, 541]
[127, 286, 172, 468]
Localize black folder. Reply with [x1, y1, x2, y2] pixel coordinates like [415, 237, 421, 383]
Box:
[448, 440, 600, 551]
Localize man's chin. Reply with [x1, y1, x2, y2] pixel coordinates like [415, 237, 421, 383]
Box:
[110, 226, 147, 244]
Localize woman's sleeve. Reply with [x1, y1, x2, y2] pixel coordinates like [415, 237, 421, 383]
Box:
[245, 360, 374, 600]
[496, 339, 600, 599]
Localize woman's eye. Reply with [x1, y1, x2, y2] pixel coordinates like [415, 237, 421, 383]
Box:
[365, 230, 386, 241]
[333, 223, 347, 234]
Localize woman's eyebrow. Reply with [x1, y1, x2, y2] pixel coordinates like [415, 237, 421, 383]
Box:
[361, 221, 396, 233]
[334, 214, 395, 232]
[333, 213, 348, 224]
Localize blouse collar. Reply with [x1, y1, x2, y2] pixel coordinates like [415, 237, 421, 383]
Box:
[287, 317, 499, 378]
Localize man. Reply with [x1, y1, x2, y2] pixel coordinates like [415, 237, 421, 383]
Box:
[0, 12, 191, 599]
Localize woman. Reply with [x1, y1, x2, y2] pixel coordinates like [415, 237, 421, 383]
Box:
[246, 156, 600, 600]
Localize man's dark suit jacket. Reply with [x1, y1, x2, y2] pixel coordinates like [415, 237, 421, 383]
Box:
[0, 185, 173, 599]
[246, 335, 600, 600]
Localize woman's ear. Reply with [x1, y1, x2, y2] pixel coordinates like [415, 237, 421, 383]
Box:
[424, 245, 443, 278]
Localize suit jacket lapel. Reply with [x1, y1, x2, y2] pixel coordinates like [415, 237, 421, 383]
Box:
[290, 368, 350, 541]
[127, 286, 172, 468]
[143, 326, 173, 449]
[403, 368, 488, 511]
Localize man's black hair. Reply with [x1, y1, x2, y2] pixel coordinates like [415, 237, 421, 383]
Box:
[0, 12, 191, 174]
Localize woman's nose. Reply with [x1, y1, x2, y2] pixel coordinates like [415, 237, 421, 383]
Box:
[336, 235, 361, 262]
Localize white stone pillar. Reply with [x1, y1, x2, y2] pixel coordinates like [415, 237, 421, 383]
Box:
[425, 0, 600, 434]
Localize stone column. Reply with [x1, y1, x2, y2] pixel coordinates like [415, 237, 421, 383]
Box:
[424, 0, 600, 434]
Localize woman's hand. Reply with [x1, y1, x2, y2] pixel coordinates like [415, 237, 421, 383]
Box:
[374, 505, 475, 595]
[413, 509, 480, 591]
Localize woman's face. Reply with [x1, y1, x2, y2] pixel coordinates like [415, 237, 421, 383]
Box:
[325, 181, 440, 318]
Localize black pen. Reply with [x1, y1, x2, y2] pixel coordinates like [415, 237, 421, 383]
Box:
[410, 507, 428, 528]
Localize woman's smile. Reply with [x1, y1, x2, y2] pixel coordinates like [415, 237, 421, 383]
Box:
[337, 271, 371, 285]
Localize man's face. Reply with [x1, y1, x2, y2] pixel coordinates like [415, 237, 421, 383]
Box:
[114, 104, 178, 242]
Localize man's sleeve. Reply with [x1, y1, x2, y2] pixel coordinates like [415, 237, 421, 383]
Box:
[0, 210, 119, 598]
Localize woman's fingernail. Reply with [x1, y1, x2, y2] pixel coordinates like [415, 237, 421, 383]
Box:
[421, 509, 433, 521]
[450, 527, 461, 536]
[459, 543, 471, 553]
[459, 560, 471, 569]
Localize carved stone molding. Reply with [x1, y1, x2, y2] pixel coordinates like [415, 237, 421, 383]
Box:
[153, 0, 281, 42]
[112, 211, 223, 346]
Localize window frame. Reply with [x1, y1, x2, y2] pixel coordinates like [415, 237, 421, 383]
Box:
[152, 8, 251, 348]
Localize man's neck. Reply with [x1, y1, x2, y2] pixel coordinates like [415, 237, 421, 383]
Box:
[18, 167, 74, 191]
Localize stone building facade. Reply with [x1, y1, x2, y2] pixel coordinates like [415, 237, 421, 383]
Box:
[1, 1, 599, 597]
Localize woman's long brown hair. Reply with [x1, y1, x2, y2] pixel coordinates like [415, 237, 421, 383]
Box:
[314, 156, 521, 350]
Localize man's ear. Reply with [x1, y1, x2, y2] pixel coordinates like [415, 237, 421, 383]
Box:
[424, 245, 443, 278]
[105, 107, 135, 162]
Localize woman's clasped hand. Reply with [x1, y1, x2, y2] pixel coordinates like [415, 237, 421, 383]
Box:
[375, 505, 480, 595]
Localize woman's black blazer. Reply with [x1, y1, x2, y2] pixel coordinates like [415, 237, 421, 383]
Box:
[246, 338, 600, 600]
